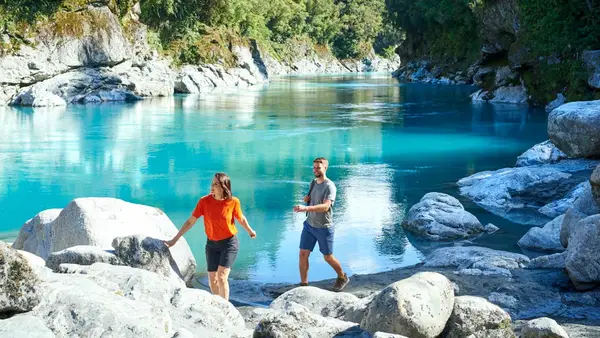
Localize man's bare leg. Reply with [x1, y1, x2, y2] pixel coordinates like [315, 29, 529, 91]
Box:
[323, 254, 344, 278]
[299, 249, 311, 284]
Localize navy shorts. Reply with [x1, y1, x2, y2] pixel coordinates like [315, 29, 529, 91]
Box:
[299, 221, 334, 255]
[205, 235, 239, 272]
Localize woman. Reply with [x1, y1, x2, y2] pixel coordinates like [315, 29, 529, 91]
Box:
[165, 172, 256, 301]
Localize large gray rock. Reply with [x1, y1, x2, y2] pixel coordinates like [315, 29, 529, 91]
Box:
[360, 272, 454, 338]
[45, 245, 121, 272]
[254, 302, 369, 337]
[565, 214, 600, 290]
[174, 64, 262, 93]
[10, 86, 66, 107]
[458, 160, 598, 225]
[0, 314, 54, 338]
[16, 250, 46, 272]
[527, 252, 566, 269]
[516, 141, 568, 167]
[445, 296, 514, 338]
[41, 262, 246, 337]
[238, 306, 277, 329]
[582, 50, 600, 89]
[344, 292, 378, 324]
[53, 6, 131, 67]
[115, 60, 174, 97]
[560, 183, 600, 248]
[33, 269, 172, 337]
[401, 192, 493, 240]
[539, 182, 589, 218]
[521, 317, 570, 338]
[270, 286, 359, 319]
[0, 241, 40, 315]
[424, 246, 530, 277]
[0, 86, 17, 105]
[232, 45, 268, 81]
[170, 284, 247, 336]
[548, 100, 600, 158]
[10, 68, 142, 106]
[489, 85, 528, 104]
[112, 235, 183, 282]
[12, 198, 196, 285]
[0, 6, 131, 86]
[518, 214, 566, 252]
[591, 165, 600, 206]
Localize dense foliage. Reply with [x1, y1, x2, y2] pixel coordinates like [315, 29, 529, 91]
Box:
[385, 0, 600, 103]
[386, 0, 481, 62]
[0, 0, 391, 61]
[136, 0, 389, 62]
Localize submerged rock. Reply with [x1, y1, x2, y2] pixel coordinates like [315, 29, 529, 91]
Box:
[458, 160, 598, 225]
[518, 214, 566, 252]
[516, 141, 568, 168]
[401, 193, 492, 240]
[424, 246, 530, 277]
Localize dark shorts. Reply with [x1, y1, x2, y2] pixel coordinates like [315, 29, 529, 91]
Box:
[205, 235, 239, 272]
[299, 221, 334, 255]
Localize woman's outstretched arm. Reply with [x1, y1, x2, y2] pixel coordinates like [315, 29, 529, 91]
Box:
[164, 216, 198, 247]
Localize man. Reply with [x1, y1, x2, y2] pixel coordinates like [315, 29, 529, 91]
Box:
[293, 157, 349, 292]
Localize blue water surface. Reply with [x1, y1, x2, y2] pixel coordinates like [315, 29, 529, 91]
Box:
[0, 73, 548, 283]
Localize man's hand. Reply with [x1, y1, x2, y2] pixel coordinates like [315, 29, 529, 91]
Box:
[293, 205, 308, 213]
[303, 195, 310, 203]
[163, 238, 177, 247]
[248, 229, 257, 239]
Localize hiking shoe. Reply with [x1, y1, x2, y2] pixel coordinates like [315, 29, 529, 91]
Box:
[332, 273, 349, 292]
[299, 282, 309, 286]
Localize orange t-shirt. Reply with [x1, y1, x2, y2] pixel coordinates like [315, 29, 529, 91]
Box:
[192, 195, 242, 241]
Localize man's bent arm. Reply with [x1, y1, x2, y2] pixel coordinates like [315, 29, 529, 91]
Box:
[304, 200, 332, 213]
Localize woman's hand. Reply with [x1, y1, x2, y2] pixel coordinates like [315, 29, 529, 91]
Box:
[303, 195, 310, 203]
[248, 229, 257, 239]
[163, 238, 178, 247]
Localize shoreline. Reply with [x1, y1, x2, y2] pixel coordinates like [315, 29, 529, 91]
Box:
[226, 262, 600, 336]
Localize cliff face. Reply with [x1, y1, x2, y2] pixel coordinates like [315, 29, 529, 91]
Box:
[0, 4, 400, 107]
[393, 0, 600, 108]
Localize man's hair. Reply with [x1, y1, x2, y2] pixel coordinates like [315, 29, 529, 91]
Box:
[214, 172, 233, 200]
[313, 157, 329, 169]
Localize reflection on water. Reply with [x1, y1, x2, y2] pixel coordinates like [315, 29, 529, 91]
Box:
[0, 73, 548, 283]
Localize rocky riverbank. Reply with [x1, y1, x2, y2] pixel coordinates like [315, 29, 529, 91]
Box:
[3, 166, 600, 338]
[0, 4, 399, 108]
[391, 0, 600, 109]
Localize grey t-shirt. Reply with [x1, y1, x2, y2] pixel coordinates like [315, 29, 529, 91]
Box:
[306, 179, 337, 228]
